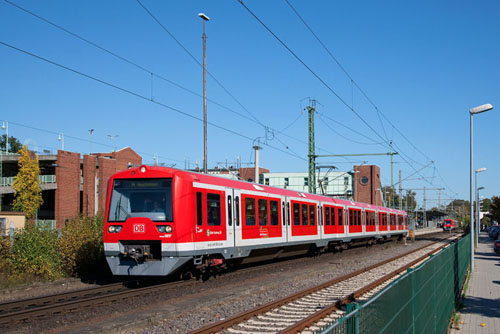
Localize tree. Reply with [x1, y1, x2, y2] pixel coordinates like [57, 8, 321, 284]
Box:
[0, 134, 22, 153]
[381, 186, 416, 211]
[489, 196, 500, 223]
[12, 146, 43, 220]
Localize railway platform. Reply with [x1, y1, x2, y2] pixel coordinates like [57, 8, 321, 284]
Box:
[451, 232, 500, 333]
[414, 227, 441, 236]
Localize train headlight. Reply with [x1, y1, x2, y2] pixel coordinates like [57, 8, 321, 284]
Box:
[156, 225, 172, 233]
[108, 225, 122, 233]
[140, 166, 147, 173]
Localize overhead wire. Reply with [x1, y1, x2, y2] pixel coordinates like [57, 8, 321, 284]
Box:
[282, 0, 452, 190]
[0, 41, 307, 163]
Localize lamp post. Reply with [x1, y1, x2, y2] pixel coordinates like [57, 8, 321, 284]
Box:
[108, 134, 119, 152]
[57, 133, 64, 150]
[199, 12, 210, 174]
[476, 184, 484, 244]
[469, 103, 493, 272]
[1, 121, 8, 153]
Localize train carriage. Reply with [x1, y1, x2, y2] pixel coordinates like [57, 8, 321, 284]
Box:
[104, 166, 408, 276]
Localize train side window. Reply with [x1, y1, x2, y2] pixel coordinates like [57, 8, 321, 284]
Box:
[349, 209, 353, 226]
[309, 205, 315, 226]
[270, 200, 279, 226]
[235, 196, 240, 226]
[245, 197, 256, 226]
[196, 192, 203, 226]
[207, 193, 221, 226]
[258, 199, 268, 226]
[293, 203, 300, 225]
[338, 208, 343, 226]
[301, 204, 308, 225]
[227, 196, 232, 226]
[325, 207, 330, 226]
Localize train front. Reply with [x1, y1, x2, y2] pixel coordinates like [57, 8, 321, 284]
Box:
[103, 166, 192, 276]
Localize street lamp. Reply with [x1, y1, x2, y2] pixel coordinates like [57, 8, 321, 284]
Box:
[108, 134, 119, 152]
[198, 12, 210, 174]
[1, 121, 8, 154]
[469, 103, 493, 272]
[57, 133, 64, 150]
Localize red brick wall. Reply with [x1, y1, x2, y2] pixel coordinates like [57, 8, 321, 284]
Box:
[239, 167, 270, 182]
[82, 155, 96, 216]
[354, 165, 382, 205]
[97, 157, 116, 215]
[55, 150, 81, 228]
[112, 147, 142, 170]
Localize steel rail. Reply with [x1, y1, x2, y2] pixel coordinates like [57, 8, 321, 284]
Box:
[188, 235, 456, 334]
[280, 235, 460, 333]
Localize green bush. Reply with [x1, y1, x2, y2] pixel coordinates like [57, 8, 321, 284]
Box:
[10, 226, 62, 280]
[58, 215, 107, 277]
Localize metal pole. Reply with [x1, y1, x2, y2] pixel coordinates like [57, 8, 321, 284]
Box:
[202, 19, 208, 174]
[254, 145, 260, 183]
[423, 186, 426, 227]
[475, 180, 479, 245]
[307, 100, 316, 193]
[470, 112, 474, 271]
[399, 170, 402, 210]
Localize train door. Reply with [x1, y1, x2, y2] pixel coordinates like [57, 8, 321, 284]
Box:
[225, 188, 235, 248]
[334, 206, 345, 235]
[193, 187, 227, 250]
[232, 189, 242, 246]
[282, 196, 289, 242]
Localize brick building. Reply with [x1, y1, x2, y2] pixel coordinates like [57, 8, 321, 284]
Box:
[0, 147, 141, 228]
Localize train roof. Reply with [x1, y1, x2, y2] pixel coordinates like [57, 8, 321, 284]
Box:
[112, 166, 406, 215]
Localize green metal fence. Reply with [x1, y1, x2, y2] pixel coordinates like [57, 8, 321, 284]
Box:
[317, 235, 470, 334]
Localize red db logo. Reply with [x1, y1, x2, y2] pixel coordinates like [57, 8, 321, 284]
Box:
[133, 224, 145, 233]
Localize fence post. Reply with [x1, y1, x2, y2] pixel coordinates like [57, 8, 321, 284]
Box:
[346, 303, 360, 334]
[407, 267, 415, 334]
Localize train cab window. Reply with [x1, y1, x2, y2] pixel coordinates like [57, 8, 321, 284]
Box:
[258, 199, 268, 226]
[196, 192, 203, 226]
[270, 200, 279, 226]
[235, 196, 240, 226]
[325, 207, 330, 226]
[293, 203, 300, 225]
[338, 208, 343, 226]
[309, 205, 315, 226]
[301, 204, 308, 225]
[245, 198, 256, 226]
[227, 196, 232, 226]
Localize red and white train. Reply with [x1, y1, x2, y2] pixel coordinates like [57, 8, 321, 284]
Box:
[103, 166, 408, 276]
[442, 219, 457, 231]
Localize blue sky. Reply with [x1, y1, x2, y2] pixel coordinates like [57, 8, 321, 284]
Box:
[1, 0, 499, 208]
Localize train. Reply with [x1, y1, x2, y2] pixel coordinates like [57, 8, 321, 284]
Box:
[443, 219, 457, 231]
[103, 166, 408, 277]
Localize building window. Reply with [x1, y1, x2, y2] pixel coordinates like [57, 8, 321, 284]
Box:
[304, 177, 308, 186]
[284, 177, 289, 187]
[344, 176, 349, 186]
[265, 178, 269, 185]
[324, 177, 328, 186]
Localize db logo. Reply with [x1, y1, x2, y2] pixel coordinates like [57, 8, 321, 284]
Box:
[133, 224, 145, 233]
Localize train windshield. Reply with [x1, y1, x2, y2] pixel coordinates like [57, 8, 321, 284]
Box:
[108, 178, 173, 222]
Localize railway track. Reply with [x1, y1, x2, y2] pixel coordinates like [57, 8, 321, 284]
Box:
[0, 232, 447, 330]
[190, 234, 460, 334]
[0, 236, 399, 328]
